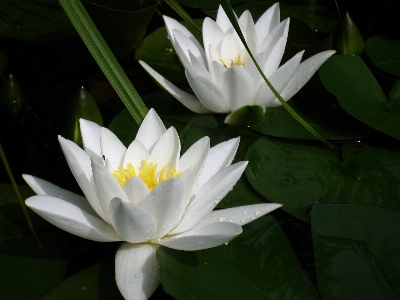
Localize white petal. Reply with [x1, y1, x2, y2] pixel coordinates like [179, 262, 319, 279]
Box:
[196, 203, 282, 227]
[26, 195, 121, 242]
[171, 161, 248, 234]
[178, 166, 196, 210]
[23, 174, 88, 208]
[258, 18, 290, 55]
[255, 3, 280, 43]
[216, 5, 234, 33]
[238, 10, 257, 44]
[100, 127, 126, 171]
[150, 127, 180, 174]
[189, 51, 210, 79]
[279, 50, 336, 101]
[158, 222, 242, 251]
[186, 68, 229, 113]
[115, 243, 160, 300]
[139, 61, 210, 114]
[58, 136, 107, 222]
[142, 178, 184, 238]
[262, 35, 287, 79]
[173, 30, 207, 69]
[92, 158, 128, 223]
[123, 177, 150, 204]
[193, 137, 240, 196]
[123, 140, 150, 169]
[220, 33, 241, 66]
[254, 50, 304, 107]
[220, 66, 255, 111]
[79, 119, 102, 163]
[135, 108, 166, 152]
[171, 30, 199, 71]
[163, 16, 206, 65]
[109, 198, 157, 243]
[210, 59, 226, 87]
[203, 17, 225, 69]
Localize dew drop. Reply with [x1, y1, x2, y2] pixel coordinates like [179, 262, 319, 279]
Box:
[254, 211, 261, 216]
[251, 216, 255, 220]
[229, 219, 233, 222]
[218, 217, 225, 222]
[241, 219, 246, 223]
[242, 211, 248, 215]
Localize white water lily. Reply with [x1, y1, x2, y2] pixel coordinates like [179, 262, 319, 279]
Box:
[139, 4, 335, 124]
[23, 109, 281, 300]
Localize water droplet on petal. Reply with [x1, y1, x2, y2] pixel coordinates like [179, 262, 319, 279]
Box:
[241, 219, 246, 223]
[242, 211, 248, 215]
[254, 211, 261, 216]
[218, 217, 225, 222]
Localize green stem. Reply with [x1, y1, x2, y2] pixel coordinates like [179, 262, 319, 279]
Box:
[0, 143, 41, 247]
[59, 0, 148, 125]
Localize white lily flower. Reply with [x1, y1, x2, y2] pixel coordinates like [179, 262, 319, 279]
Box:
[139, 4, 335, 124]
[23, 108, 281, 300]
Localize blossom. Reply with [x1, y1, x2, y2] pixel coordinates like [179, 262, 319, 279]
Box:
[139, 4, 335, 125]
[23, 109, 281, 300]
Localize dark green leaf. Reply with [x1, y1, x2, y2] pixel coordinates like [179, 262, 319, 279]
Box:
[0, 50, 8, 72]
[0, 0, 76, 41]
[332, 12, 364, 55]
[177, 0, 243, 9]
[135, 20, 203, 83]
[320, 55, 400, 140]
[312, 203, 400, 300]
[245, 137, 400, 222]
[42, 259, 123, 300]
[158, 216, 319, 299]
[365, 36, 400, 77]
[0, 233, 68, 300]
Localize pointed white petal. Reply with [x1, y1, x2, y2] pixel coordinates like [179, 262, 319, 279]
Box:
[80, 119, 102, 163]
[210, 59, 226, 87]
[171, 30, 199, 71]
[216, 5, 235, 33]
[123, 140, 150, 169]
[171, 161, 248, 234]
[164, 16, 206, 65]
[150, 127, 180, 174]
[238, 10, 257, 44]
[123, 177, 150, 204]
[158, 222, 242, 251]
[139, 61, 210, 114]
[23, 174, 88, 207]
[203, 17, 224, 69]
[142, 178, 184, 238]
[220, 66, 255, 111]
[193, 137, 240, 195]
[115, 243, 160, 300]
[279, 50, 336, 101]
[135, 108, 166, 152]
[100, 128, 126, 171]
[173, 30, 207, 69]
[178, 166, 195, 210]
[186, 68, 229, 113]
[92, 158, 128, 223]
[262, 35, 287, 79]
[109, 198, 157, 243]
[254, 50, 304, 107]
[58, 136, 107, 222]
[26, 195, 121, 242]
[258, 18, 290, 55]
[255, 3, 280, 43]
[196, 203, 282, 227]
[189, 51, 210, 79]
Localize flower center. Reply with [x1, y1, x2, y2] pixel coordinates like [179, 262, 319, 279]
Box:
[220, 55, 245, 69]
[112, 160, 182, 190]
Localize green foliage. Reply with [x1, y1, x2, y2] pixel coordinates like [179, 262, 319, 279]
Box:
[332, 12, 364, 55]
[365, 36, 400, 77]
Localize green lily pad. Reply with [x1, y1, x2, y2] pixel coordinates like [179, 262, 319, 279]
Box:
[332, 12, 364, 56]
[225, 105, 265, 126]
[0, 183, 49, 242]
[0, 233, 68, 300]
[135, 20, 203, 83]
[108, 92, 220, 152]
[245, 137, 400, 222]
[312, 203, 400, 299]
[42, 259, 123, 300]
[0, 0, 76, 41]
[158, 215, 319, 299]
[365, 36, 400, 77]
[320, 55, 400, 140]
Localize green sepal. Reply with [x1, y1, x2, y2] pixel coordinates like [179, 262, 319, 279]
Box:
[224, 105, 265, 126]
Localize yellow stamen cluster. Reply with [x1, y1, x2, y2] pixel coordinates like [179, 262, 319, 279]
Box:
[112, 160, 182, 190]
[220, 56, 245, 69]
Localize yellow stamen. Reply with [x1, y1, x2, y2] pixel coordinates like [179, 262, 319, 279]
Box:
[220, 56, 245, 69]
[112, 160, 182, 190]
